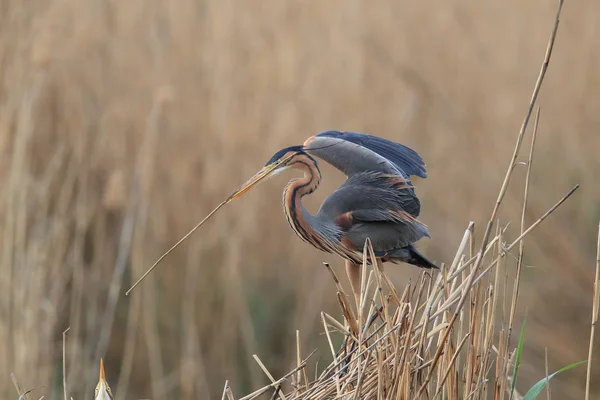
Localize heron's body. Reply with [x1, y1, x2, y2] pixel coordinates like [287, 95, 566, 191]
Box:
[282, 160, 431, 266]
[229, 130, 437, 298]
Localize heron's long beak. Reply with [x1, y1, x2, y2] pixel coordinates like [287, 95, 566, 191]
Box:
[99, 358, 106, 382]
[227, 163, 279, 203]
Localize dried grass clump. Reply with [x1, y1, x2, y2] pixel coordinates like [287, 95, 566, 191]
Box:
[230, 202, 584, 400]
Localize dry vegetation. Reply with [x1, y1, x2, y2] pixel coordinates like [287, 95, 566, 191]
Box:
[1, 0, 599, 399]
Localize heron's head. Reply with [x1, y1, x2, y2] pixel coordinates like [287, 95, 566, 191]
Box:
[227, 145, 305, 202]
[95, 358, 114, 400]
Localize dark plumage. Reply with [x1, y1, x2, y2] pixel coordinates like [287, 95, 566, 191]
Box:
[313, 130, 427, 178]
[265, 145, 304, 166]
[228, 130, 436, 300]
[313, 170, 433, 268]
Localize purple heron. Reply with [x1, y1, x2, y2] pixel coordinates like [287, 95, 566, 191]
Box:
[228, 131, 437, 299]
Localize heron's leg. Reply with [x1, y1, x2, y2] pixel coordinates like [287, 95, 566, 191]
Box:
[345, 259, 361, 307]
[375, 257, 384, 272]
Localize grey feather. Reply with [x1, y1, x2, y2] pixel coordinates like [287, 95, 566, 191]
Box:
[315, 172, 430, 252]
[377, 245, 437, 269]
[306, 131, 427, 178]
[345, 220, 429, 251]
[317, 172, 421, 218]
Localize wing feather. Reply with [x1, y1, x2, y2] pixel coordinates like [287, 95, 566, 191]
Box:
[316, 171, 430, 252]
[304, 130, 427, 178]
[317, 172, 421, 218]
[343, 209, 430, 250]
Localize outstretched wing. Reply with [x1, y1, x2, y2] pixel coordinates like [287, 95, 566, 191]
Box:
[303, 130, 427, 179]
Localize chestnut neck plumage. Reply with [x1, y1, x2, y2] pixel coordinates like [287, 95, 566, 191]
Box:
[282, 153, 341, 251]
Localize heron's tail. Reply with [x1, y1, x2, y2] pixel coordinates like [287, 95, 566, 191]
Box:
[381, 245, 438, 269]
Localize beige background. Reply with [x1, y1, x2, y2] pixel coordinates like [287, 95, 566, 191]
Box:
[0, 0, 598, 398]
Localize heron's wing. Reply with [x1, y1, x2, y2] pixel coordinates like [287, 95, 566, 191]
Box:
[303, 130, 427, 178]
[317, 171, 421, 218]
[338, 209, 430, 251]
[316, 172, 429, 252]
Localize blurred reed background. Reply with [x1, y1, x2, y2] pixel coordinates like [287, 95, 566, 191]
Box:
[0, 0, 598, 398]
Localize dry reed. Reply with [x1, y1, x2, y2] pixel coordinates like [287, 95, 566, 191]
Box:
[230, 183, 581, 399]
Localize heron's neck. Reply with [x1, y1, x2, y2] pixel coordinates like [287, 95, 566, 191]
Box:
[282, 156, 338, 249]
